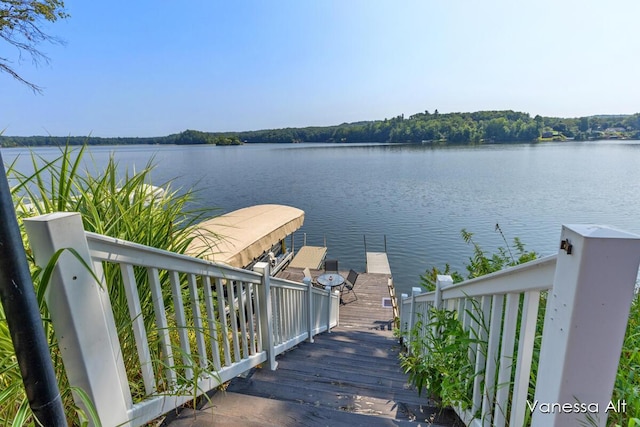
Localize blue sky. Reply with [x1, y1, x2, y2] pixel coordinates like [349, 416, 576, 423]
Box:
[3, 0, 640, 137]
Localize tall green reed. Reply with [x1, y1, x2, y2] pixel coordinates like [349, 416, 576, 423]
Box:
[1, 144, 213, 425]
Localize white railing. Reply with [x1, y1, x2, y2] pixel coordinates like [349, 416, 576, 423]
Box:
[400, 224, 640, 427]
[24, 212, 340, 427]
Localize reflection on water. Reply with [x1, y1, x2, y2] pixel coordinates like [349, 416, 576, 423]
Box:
[3, 140, 640, 295]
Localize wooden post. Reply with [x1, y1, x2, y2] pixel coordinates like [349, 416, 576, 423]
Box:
[253, 262, 278, 370]
[24, 213, 131, 427]
[531, 225, 640, 427]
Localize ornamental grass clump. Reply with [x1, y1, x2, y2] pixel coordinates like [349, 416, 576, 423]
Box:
[1, 144, 213, 425]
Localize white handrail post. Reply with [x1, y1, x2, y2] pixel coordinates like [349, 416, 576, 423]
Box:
[325, 286, 332, 333]
[531, 224, 640, 427]
[304, 277, 314, 343]
[399, 293, 408, 335]
[406, 287, 422, 353]
[333, 289, 340, 327]
[434, 275, 452, 342]
[23, 213, 131, 427]
[435, 275, 452, 310]
[253, 262, 277, 370]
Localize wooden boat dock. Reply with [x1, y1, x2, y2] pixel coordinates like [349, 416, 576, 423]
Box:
[166, 257, 462, 427]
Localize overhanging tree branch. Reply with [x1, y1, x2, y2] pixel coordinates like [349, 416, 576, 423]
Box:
[0, 0, 68, 93]
[0, 59, 42, 92]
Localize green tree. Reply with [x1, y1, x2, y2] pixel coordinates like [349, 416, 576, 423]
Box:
[484, 117, 511, 142]
[578, 117, 590, 132]
[213, 135, 242, 145]
[0, 0, 69, 92]
[534, 114, 544, 132]
[174, 129, 214, 144]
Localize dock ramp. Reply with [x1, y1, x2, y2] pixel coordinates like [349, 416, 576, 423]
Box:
[366, 252, 391, 275]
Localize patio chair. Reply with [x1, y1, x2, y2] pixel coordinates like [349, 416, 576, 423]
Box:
[340, 269, 359, 304]
[324, 259, 339, 273]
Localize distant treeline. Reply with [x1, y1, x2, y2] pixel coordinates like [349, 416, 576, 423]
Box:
[0, 129, 243, 147]
[3, 110, 640, 147]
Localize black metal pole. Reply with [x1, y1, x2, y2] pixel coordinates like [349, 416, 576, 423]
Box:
[0, 150, 67, 426]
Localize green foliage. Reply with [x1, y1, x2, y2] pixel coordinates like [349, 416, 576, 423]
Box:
[407, 227, 536, 412]
[610, 293, 640, 427]
[1, 144, 213, 425]
[462, 225, 538, 279]
[174, 129, 215, 145]
[0, 0, 69, 92]
[414, 227, 639, 427]
[420, 224, 537, 291]
[400, 301, 486, 411]
[4, 110, 640, 147]
[420, 264, 464, 293]
[213, 135, 242, 145]
[236, 110, 541, 144]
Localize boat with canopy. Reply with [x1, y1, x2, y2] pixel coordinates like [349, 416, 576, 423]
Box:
[186, 204, 313, 273]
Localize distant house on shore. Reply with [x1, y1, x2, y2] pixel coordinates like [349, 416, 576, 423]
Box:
[604, 127, 626, 139]
[604, 127, 626, 134]
[542, 131, 562, 139]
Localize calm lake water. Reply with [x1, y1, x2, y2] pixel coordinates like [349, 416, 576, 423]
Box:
[3, 141, 640, 296]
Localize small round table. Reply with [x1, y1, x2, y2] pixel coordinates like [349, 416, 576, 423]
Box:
[316, 273, 345, 289]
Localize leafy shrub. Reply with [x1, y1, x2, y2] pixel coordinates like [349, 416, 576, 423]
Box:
[407, 225, 639, 426]
[420, 225, 537, 291]
[400, 302, 485, 411]
[403, 226, 535, 417]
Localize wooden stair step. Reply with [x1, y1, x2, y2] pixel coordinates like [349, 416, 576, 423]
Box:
[250, 363, 416, 396]
[189, 391, 457, 427]
[226, 375, 437, 414]
[275, 349, 406, 376]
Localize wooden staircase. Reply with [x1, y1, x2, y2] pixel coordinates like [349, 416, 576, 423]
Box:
[165, 271, 462, 427]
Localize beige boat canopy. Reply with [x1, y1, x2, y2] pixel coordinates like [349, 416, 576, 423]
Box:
[186, 204, 305, 268]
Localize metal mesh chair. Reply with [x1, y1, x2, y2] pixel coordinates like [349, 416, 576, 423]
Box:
[340, 269, 359, 304]
[324, 259, 338, 273]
